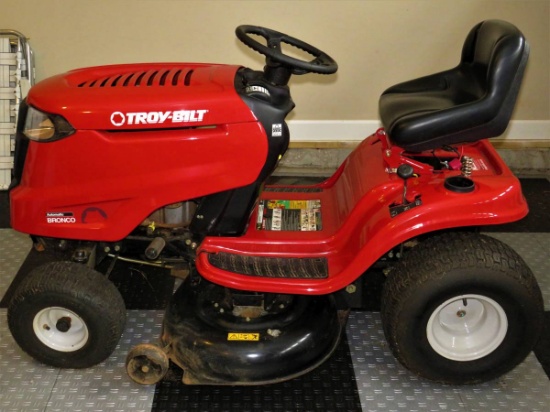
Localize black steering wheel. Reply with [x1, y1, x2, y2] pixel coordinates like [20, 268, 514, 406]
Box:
[235, 25, 338, 76]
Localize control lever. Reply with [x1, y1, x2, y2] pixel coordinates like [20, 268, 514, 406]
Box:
[397, 164, 414, 204]
[389, 163, 421, 218]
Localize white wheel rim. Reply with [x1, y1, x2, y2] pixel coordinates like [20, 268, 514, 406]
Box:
[33, 307, 89, 352]
[426, 294, 508, 361]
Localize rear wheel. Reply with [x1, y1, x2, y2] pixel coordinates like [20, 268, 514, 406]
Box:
[381, 232, 543, 384]
[8, 261, 126, 368]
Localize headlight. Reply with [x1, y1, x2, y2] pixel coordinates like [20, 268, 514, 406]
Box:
[23, 106, 75, 142]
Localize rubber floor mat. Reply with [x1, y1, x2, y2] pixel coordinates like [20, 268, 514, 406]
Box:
[151, 333, 361, 412]
[483, 178, 550, 232]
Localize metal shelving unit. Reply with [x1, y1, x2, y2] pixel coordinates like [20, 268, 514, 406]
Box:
[0, 30, 33, 190]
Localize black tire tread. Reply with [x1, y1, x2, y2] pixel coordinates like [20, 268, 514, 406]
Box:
[381, 231, 543, 383]
[8, 261, 126, 368]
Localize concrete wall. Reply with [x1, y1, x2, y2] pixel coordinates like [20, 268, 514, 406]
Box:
[1, 0, 548, 125]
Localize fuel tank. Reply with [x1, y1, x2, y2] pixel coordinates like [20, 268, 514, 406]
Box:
[11, 64, 269, 241]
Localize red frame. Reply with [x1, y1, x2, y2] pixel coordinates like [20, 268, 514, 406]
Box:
[11, 64, 268, 240]
[11, 65, 528, 296]
[196, 130, 527, 294]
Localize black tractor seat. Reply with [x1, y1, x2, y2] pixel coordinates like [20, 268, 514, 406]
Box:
[379, 19, 529, 152]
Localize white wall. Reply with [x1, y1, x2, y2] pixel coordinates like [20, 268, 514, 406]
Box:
[1, 0, 548, 140]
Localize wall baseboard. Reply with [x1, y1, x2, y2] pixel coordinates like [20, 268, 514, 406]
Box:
[287, 120, 550, 148]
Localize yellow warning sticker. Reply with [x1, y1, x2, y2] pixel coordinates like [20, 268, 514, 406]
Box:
[227, 333, 260, 341]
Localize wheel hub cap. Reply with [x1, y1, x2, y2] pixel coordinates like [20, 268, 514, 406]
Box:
[33, 307, 89, 352]
[55, 316, 72, 332]
[426, 294, 508, 361]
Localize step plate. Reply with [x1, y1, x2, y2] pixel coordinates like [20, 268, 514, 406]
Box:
[208, 252, 329, 279]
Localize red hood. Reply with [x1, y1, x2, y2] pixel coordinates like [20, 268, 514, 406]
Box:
[27, 63, 256, 130]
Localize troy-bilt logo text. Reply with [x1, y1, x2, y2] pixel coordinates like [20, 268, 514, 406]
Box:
[110, 110, 208, 127]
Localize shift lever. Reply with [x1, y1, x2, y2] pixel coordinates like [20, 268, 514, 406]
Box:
[389, 164, 421, 218]
[397, 164, 414, 204]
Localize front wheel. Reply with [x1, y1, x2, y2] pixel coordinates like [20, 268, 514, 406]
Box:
[381, 232, 543, 384]
[8, 261, 126, 368]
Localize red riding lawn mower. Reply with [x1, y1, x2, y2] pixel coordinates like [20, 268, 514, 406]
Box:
[8, 20, 543, 386]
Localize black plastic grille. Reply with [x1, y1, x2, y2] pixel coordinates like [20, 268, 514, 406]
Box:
[208, 252, 328, 279]
[9, 100, 30, 190]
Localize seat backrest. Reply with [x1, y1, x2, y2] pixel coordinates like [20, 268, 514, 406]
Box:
[379, 20, 529, 151]
[462, 20, 528, 108]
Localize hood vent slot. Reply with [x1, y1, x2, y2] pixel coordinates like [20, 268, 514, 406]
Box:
[184, 70, 194, 86]
[77, 68, 195, 88]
